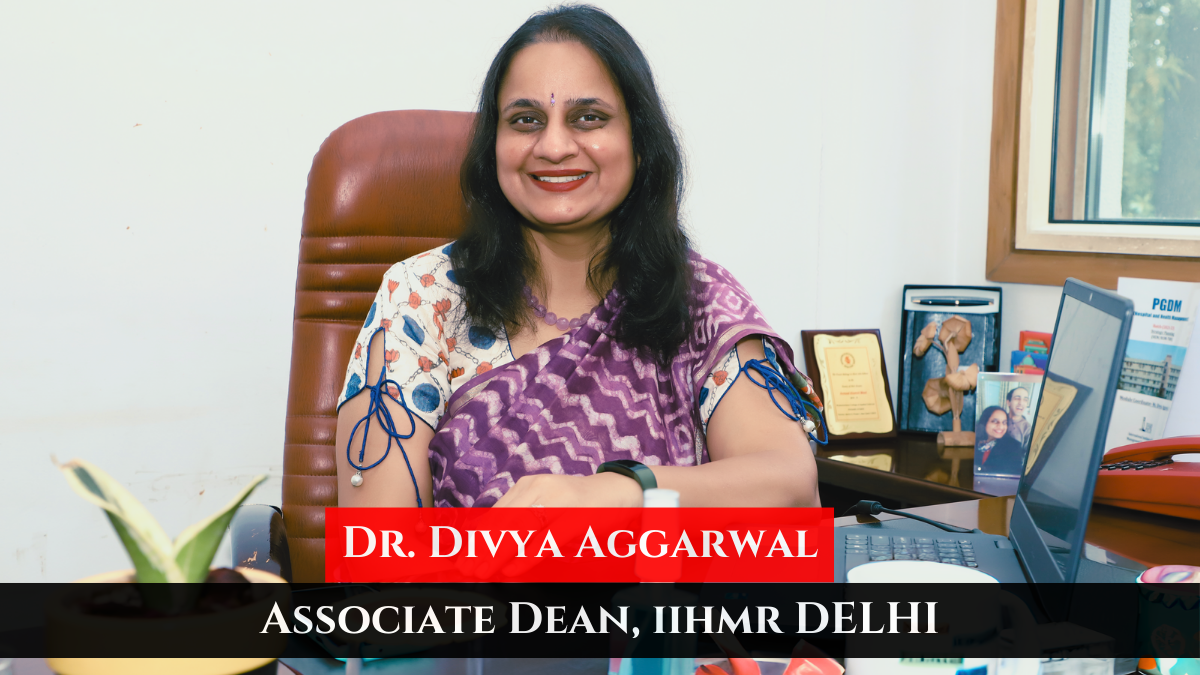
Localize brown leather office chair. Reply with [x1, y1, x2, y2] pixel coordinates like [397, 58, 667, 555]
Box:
[232, 110, 475, 582]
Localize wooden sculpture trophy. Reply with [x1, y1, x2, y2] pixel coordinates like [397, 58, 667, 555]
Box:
[913, 315, 979, 450]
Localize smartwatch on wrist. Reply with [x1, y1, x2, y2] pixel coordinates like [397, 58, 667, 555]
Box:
[596, 459, 658, 491]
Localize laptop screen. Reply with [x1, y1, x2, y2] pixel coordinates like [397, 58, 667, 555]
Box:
[1016, 290, 1130, 581]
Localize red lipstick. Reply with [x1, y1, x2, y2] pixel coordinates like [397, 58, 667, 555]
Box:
[529, 169, 592, 192]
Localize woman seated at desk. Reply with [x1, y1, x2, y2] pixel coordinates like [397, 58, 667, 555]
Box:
[334, 5, 824, 509]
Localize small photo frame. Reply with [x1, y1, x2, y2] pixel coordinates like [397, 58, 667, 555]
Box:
[801, 329, 896, 442]
[973, 372, 1043, 480]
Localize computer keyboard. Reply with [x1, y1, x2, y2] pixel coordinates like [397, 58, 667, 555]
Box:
[843, 533, 979, 568]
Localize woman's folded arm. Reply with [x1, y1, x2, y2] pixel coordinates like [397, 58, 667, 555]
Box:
[657, 337, 820, 508]
[492, 337, 821, 509]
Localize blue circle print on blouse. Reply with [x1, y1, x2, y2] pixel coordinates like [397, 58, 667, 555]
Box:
[412, 383, 441, 412]
[345, 373, 363, 401]
[468, 326, 497, 350]
[363, 302, 377, 328]
[699, 386, 710, 406]
[446, 269, 458, 285]
[402, 315, 425, 345]
[441, 244, 453, 256]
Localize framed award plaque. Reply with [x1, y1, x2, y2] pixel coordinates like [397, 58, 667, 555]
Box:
[801, 329, 897, 441]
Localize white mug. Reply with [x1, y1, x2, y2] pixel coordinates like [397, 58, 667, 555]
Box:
[843, 561, 1037, 658]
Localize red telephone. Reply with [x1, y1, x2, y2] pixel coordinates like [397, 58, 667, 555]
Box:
[1095, 436, 1200, 520]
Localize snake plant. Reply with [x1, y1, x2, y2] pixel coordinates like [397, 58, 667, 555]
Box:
[58, 458, 265, 586]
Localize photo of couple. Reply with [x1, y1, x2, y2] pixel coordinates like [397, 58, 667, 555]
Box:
[974, 374, 1043, 478]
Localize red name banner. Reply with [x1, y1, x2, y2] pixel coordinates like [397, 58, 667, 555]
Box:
[326, 508, 833, 583]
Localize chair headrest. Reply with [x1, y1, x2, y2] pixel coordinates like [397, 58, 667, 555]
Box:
[302, 110, 476, 240]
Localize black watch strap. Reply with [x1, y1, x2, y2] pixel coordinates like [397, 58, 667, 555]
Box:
[596, 459, 658, 491]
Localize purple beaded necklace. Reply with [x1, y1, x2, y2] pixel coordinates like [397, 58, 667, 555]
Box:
[522, 285, 597, 331]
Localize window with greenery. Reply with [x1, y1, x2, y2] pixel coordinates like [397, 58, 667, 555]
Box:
[1052, 0, 1200, 223]
[1119, 0, 1200, 219]
[985, 0, 1200, 288]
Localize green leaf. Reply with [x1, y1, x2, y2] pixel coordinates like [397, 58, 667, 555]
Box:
[172, 474, 267, 583]
[57, 459, 184, 583]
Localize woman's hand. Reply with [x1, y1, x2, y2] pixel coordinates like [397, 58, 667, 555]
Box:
[493, 471, 643, 508]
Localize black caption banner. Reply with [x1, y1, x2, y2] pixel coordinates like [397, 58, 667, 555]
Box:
[1, 582, 1195, 658]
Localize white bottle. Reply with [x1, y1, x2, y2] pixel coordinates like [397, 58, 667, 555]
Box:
[610, 488, 691, 675]
[642, 488, 680, 508]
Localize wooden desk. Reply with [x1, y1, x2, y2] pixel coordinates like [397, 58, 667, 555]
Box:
[835, 496, 1200, 569]
[816, 433, 988, 511]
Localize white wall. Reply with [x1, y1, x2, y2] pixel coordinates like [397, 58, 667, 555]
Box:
[0, 0, 1062, 582]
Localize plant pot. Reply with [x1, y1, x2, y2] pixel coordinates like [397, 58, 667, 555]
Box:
[45, 567, 289, 675]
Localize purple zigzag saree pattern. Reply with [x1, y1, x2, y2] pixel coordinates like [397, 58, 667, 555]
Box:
[428, 253, 798, 507]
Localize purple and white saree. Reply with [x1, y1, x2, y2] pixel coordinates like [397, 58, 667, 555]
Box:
[338, 247, 813, 507]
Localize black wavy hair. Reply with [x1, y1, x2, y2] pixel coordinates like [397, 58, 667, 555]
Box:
[450, 4, 692, 362]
